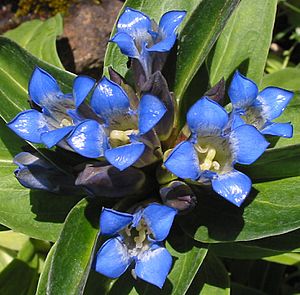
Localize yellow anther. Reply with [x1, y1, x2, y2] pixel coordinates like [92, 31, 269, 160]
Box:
[212, 161, 220, 171]
[195, 144, 208, 154]
[109, 130, 130, 147]
[125, 226, 131, 237]
[200, 147, 217, 171]
[60, 118, 72, 127]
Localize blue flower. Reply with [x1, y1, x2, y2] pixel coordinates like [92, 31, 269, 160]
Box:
[164, 97, 269, 207]
[111, 7, 186, 77]
[95, 204, 177, 288]
[67, 77, 167, 171]
[228, 71, 294, 138]
[7, 67, 96, 149]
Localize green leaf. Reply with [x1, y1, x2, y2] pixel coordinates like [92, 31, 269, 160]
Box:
[36, 244, 56, 295]
[231, 283, 266, 295]
[261, 67, 300, 91]
[238, 144, 300, 182]
[4, 14, 64, 69]
[47, 198, 99, 294]
[84, 227, 208, 295]
[207, 0, 277, 86]
[0, 231, 29, 251]
[174, 0, 239, 108]
[186, 252, 230, 295]
[179, 176, 300, 243]
[263, 252, 300, 266]
[103, 0, 205, 77]
[0, 37, 74, 122]
[0, 259, 38, 295]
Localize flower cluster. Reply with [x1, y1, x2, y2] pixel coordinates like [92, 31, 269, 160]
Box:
[7, 7, 294, 288]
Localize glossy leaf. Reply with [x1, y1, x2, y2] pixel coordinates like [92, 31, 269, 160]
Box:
[174, 0, 239, 107]
[0, 120, 83, 242]
[207, 0, 277, 86]
[261, 68, 300, 91]
[238, 144, 300, 182]
[263, 253, 300, 266]
[36, 244, 56, 295]
[0, 37, 74, 122]
[47, 198, 99, 294]
[186, 252, 230, 295]
[103, 0, 203, 77]
[4, 14, 64, 68]
[179, 176, 300, 243]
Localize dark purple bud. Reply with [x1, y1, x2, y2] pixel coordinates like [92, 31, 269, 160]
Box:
[75, 164, 146, 198]
[131, 58, 147, 94]
[13, 152, 79, 194]
[160, 181, 197, 214]
[108, 66, 139, 110]
[141, 71, 175, 141]
[204, 78, 225, 104]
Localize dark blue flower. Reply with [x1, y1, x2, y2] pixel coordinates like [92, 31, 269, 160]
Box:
[95, 204, 177, 288]
[164, 97, 269, 207]
[111, 7, 186, 77]
[228, 71, 294, 138]
[7, 67, 96, 149]
[67, 77, 166, 170]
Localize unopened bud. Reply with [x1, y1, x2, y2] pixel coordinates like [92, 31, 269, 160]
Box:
[75, 164, 146, 198]
[160, 181, 197, 214]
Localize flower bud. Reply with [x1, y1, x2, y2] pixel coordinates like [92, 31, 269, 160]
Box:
[75, 164, 146, 198]
[160, 181, 197, 214]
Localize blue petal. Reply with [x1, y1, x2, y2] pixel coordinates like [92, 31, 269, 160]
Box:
[143, 204, 177, 241]
[100, 208, 133, 236]
[231, 113, 245, 130]
[228, 71, 258, 109]
[29, 67, 62, 106]
[211, 170, 252, 207]
[257, 87, 294, 120]
[90, 77, 130, 123]
[187, 97, 228, 135]
[261, 122, 293, 138]
[40, 126, 73, 148]
[230, 125, 269, 165]
[147, 35, 177, 52]
[164, 141, 201, 180]
[138, 94, 167, 134]
[7, 110, 49, 143]
[159, 10, 186, 35]
[110, 32, 140, 58]
[117, 7, 151, 34]
[73, 75, 95, 108]
[135, 243, 172, 289]
[147, 10, 186, 52]
[67, 120, 108, 158]
[95, 237, 131, 279]
[105, 142, 145, 171]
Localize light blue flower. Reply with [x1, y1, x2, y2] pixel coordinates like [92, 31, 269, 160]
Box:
[164, 97, 269, 207]
[228, 71, 294, 138]
[111, 7, 186, 77]
[7, 67, 96, 149]
[95, 204, 177, 288]
[67, 77, 167, 171]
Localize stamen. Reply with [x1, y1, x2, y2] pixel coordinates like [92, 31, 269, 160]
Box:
[109, 130, 131, 147]
[200, 147, 217, 171]
[195, 144, 208, 154]
[212, 161, 220, 170]
[60, 118, 72, 127]
[125, 226, 131, 237]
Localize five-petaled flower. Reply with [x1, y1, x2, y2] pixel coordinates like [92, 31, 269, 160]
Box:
[67, 77, 167, 171]
[111, 7, 186, 78]
[7, 67, 95, 149]
[164, 97, 269, 207]
[228, 71, 294, 138]
[95, 204, 177, 288]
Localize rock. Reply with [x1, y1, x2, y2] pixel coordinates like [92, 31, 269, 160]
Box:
[61, 0, 123, 78]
